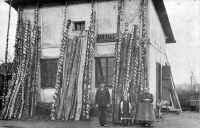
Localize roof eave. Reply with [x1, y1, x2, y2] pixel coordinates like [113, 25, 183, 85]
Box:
[152, 0, 176, 43]
[4, 0, 115, 10]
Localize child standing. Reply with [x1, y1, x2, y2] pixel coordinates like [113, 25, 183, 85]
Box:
[120, 94, 131, 127]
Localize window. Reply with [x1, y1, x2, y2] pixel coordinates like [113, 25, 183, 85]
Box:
[95, 57, 115, 87]
[74, 21, 85, 31]
[41, 59, 58, 88]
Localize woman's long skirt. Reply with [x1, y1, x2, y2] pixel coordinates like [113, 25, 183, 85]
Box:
[136, 102, 156, 124]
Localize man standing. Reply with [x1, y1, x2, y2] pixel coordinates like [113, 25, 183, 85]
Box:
[95, 82, 110, 127]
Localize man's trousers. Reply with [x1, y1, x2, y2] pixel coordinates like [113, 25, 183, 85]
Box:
[98, 106, 107, 125]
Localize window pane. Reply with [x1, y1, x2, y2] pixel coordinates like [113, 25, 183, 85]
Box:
[52, 77, 56, 87]
[81, 23, 85, 30]
[52, 60, 57, 78]
[108, 58, 115, 67]
[108, 77, 113, 86]
[98, 76, 106, 83]
[96, 58, 106, 68]
[108, 68, 114, 77]
[41, 59, 58, 87]
[74, 22, 85, 31]
[98, 58, 106, 67]
[51, 60, 58, 87]
[45, 78, 51, 87]
[95, 57, 115, 87]
[77, 24, 81, 31]
[44, 61, 52, 87]
[98, 68, 106, 78]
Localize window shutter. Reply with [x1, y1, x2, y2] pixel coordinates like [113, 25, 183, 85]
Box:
[162, 66, 171, 80]
[162, 66, 172, 102]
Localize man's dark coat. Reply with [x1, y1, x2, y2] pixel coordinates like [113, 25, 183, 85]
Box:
[95, 87, 110, 107]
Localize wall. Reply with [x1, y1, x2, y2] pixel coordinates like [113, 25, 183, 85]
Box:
[148, 0, 167, 105]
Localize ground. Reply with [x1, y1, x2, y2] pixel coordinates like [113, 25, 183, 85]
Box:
[0, 111, 200, 128]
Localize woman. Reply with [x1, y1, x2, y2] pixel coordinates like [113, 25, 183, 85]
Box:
[136, 87, 156, 127]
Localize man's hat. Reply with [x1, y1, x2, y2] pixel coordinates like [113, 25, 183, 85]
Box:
[98, 79, 105, 85]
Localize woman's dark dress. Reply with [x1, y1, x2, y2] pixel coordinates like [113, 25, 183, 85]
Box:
[136, 92, 156, 124]
[121, 100, 131, 126]
[122, 101, 130, 118]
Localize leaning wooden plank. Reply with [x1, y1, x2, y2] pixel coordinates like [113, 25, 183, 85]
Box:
[60, 41, 68, 99]
[8, 30, 28, 119]
[64, 36, 82, 120]
[18, 20, 31, 119]
[62, 40, 77, 120]
[32, 26, 41, 118]
[61, 39, 73, 97]
[57, 39, 76, 120]
[113, 0, 124, 123]
[70, 92, 78, 119]
[75, 31, 88, 121]
[50, 3, 69, 120]
[84, 1, 96, 119]
[66, 32, 83, 119]
[69, 36, 83, 119]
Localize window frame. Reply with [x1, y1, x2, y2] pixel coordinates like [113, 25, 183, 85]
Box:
[95, 57, 115, 87]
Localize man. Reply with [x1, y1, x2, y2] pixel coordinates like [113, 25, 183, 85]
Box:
[95, 82, 110, 127]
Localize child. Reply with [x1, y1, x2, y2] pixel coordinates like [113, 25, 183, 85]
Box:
[120, 94, 131, 127]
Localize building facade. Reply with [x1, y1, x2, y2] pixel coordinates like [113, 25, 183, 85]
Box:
[4, 0, 176, 121]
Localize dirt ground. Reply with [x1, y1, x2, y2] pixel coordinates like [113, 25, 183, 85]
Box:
[0, 111, 200, 128]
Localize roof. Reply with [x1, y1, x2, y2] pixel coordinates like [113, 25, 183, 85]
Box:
[152, 0, 176, 43]
[5, 0, 176, 43]
[4, 0, 112, 8]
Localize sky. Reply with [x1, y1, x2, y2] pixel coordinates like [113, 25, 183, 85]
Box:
[0, 1, 17, 63]
[164, 0, 200, 84]
[0, 0, 199, 85]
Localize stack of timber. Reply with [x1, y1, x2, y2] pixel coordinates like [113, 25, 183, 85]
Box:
[112, 0, 149, 123]
[1, 5, 41, 119]
[50, 1, 96, 121]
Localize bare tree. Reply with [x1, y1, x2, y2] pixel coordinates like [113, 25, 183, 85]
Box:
[187, 57, 198, 91]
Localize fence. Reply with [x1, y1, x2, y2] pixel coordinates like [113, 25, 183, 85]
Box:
[177, 91, 200, 111]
